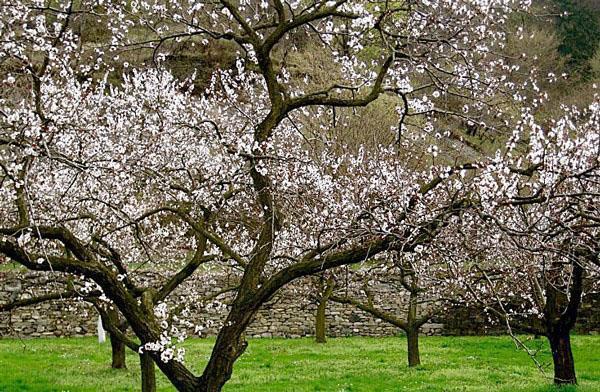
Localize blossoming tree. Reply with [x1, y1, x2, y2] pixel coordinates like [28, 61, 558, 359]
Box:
[0, 0, 540, 391]
[453, 98, 600, 385]
[328, 249, 464, 367]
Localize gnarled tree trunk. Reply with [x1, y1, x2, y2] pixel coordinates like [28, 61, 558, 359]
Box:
[198, 300, 258, 392]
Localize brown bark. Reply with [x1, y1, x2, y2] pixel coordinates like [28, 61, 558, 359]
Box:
[406, 290, 421, 367]
[315, 278, 334, 343]
[543, 261, 583, 386]
[406, 326, 421, 367]
[548, 329, 576, 385]
[103, 307, 129, 370]
[315, 300, 327, 343]
[110, 332, 127, 369]
[198, 300, 256, 392]
[140, 352, 156, 392]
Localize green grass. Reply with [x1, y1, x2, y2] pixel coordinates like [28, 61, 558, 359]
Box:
[0, 262, 26, 272]
[0, 336, 598, 391]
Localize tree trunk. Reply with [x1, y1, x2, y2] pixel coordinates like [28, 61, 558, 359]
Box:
[406, 326, 421, 367]
[110, 332, 127, 369]
[198, 301, 257, 391]
[547, 327, 576, 384]
[406, 289, 421, 367]
[315, 297, 327, 343]
[140, 352, 156, 392]
[97, 306, 128, 370]
[543, 260, 583, 386]
[315, 278, 334, 343]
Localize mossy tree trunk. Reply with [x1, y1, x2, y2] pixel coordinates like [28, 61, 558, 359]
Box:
[95, 304, 129, 370]
[140, 352, 157, 392]
[110, 332, 127, 369]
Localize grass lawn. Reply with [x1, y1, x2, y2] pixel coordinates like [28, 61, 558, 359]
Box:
[0, 335, 598, 391]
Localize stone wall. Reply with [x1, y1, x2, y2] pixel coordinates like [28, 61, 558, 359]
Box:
[0, 271, 597, 339]
[0, 272, 97, 337]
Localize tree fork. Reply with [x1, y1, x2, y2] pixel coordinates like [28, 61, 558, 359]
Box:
[199, 300, 257, 391]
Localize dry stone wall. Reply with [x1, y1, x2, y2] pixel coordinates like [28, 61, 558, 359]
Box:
[0, 271, 597, 339]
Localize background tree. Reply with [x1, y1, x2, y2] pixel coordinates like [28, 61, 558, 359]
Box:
[313, 274, 335, 344]
[457, 97, 600, 385]
[329, 249, 466, 367]
[554, 0, 600, 72]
